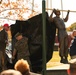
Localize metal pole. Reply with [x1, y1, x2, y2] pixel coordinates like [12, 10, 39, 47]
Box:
[50, 0, 52, 9]
[46, 8, 76, 13]
[50, 0, 52, 14]
[42, 0, 46, 75]
[46, 0, 48, 9]
[61, 0, 63, 18]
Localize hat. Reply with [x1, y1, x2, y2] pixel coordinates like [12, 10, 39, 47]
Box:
[15, 32, 22, 37]
[3, 23, 9, 27]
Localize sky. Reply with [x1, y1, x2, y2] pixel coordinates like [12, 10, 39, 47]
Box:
[32, 0, 76, 28]
[46, 0, 76, 28]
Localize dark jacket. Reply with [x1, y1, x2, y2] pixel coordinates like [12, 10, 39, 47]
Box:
[0, 29, 8, 50]
[69, 36, 76, 56]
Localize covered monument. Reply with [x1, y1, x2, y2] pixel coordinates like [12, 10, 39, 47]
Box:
[10, 12, 56, 73]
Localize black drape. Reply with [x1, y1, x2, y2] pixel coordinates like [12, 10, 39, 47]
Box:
[10, 12, 56, 73]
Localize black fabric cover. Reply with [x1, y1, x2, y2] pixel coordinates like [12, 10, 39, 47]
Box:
[10, 12, 56, 73]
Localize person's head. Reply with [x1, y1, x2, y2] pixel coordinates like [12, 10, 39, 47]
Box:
[0, 69, 22, 75]
[3, 23, 9, 31]
[72, 30, 76, 37]
[15, 32, 23, 40]
[14, 59, 30, 75]
[54, 9, 61, 16]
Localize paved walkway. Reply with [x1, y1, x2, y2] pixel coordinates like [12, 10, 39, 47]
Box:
[47, 58, 76, 70]
[47, 62, 70, 70]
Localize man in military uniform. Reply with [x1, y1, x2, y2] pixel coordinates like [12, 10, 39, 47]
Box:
[12, 32, 32, 71]
[49, 9, 70, 63]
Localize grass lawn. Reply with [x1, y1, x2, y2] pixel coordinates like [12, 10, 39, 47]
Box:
[46, 51, 70, 68]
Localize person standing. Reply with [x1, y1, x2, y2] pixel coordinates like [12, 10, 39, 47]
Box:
[69, 30, 76, 59]
[49, 9, 70, 63]
[12, 32, 32, 71]
[0, 23, 9, 71]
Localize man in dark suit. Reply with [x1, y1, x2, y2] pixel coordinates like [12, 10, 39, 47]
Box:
[0, 23, 9, 71]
